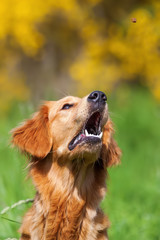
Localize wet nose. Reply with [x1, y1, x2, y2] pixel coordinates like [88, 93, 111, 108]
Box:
[87, 91, 107, 103]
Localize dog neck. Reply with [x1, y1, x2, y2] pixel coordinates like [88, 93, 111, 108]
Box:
[30, 153, 107, 239]
[30, 152, 106, 203]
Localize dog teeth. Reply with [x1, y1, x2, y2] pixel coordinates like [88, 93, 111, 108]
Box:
[99, 132, 103, 138]
[84, 129, 88, 137]
[85, 129, 102, 139]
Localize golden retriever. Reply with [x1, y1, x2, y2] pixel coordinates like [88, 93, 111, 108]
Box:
[12, 91, 121, 240]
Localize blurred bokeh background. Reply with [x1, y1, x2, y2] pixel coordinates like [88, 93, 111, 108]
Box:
[0, 0, 160, 239]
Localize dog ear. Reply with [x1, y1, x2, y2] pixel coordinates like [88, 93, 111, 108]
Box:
[101, 120, 121, 168]
[11, 104, 52, 159]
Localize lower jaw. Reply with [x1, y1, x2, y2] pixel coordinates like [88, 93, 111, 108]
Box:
[72, 142, 102, 160]
[69, 137, 102, 151]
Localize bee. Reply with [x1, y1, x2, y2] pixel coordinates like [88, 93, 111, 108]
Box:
[131, 18, 137, 23]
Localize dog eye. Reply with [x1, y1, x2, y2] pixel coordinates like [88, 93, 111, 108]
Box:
[61, 104, 74, 110]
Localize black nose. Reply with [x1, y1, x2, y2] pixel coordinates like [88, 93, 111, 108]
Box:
[87, 91, 107, 103]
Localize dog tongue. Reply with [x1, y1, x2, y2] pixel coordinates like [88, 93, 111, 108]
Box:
[74, 134, 85, 145]
[81, 134, 85, 138]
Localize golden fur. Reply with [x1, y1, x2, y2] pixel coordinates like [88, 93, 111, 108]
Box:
[11, 93, 121, 240]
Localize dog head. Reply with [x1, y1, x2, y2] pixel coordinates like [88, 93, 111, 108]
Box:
[12, 91, 121, 167]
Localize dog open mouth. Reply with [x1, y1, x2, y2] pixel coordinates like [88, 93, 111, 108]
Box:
[68, 111, 103, 151]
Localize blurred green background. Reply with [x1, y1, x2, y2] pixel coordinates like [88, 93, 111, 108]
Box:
[0, 0, 160, 239]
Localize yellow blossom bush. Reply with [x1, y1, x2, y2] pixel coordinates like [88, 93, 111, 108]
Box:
[0, 0, 160, 115]
[70, 1, 160, 99]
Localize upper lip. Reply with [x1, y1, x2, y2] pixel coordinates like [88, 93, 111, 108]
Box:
[68, 110, 103, 151]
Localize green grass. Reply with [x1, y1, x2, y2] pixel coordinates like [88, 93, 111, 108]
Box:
[0, 86, 160, 239]
[102, 86, 160, 240]
[0, 104, 35, 239]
